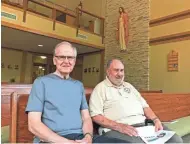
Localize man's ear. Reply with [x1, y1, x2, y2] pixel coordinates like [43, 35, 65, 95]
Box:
[106, 69, 109, 76]
[53, 57, 56, 65]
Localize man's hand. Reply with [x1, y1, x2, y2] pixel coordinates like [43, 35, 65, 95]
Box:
[154, 119, 163, 132]
[118, 123, 138, 137]
[75, 134, 92, 144]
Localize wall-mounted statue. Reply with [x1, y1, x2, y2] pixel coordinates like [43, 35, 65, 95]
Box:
[116, 7, 129, 51]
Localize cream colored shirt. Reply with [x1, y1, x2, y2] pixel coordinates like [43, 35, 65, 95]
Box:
[89, 77, 149, 128]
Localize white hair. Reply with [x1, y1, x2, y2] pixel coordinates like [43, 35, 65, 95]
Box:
[53, 41, 77, 57]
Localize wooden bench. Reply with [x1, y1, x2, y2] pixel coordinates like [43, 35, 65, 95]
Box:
[2, 84, 190, 142]
[9, 92, 190, 142]
[1, 84, 93, 128]
[1, 84, 93, 143]
[141, 93, 190, 121]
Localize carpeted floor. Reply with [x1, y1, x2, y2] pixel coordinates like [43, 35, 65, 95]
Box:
[182, 134, 190, 143]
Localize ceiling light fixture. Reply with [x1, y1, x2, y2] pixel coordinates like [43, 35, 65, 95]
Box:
[40, 56, 47, 59]
[38, 44, 43, 47]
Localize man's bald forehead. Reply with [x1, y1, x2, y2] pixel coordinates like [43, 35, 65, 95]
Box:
[111, 60, 124, 68]
[107, 59, 124, 69]
[53, 41, 77, 56]
[54, 42, 72, 52]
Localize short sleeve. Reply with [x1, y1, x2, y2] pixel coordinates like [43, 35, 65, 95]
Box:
[89, 85, 104, 117]
[80, 84, 88, 110]
[130, 85, 149, 108]
[25, 78, 45, 113]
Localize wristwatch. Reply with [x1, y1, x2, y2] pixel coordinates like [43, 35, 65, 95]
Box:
[84, 133, 93, 139]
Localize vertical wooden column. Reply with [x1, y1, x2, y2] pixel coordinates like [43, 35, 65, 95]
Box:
[76, 8, 80, 36]
[52, 8, 56, 30]
[23, 0, 28, 22]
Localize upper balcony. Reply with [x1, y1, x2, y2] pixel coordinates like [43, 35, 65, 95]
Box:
[1, 0, 105, 49]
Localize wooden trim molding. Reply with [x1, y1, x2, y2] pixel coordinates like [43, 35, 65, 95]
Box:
[10, 92, 18, 143]
[56, 21, 102, 37]
[78, 50, 102, 57]
[150, 32, 190, 45]
[150, 10, 190, 27]
[2, 21, 104, 49]
[2, 1, 23, 10]
[2, 47, 53, 56]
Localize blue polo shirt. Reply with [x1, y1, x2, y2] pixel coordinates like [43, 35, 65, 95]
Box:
[25, 73, 88, 142]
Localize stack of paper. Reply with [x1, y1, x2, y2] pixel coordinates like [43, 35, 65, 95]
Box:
[136, 126, 175, 144]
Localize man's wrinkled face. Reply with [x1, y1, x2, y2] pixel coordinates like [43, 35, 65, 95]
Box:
[53, 45, 76, 75]
[107, 60, 125, 86]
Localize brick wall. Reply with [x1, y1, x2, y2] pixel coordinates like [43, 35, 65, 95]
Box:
[104, 0, 149, 90]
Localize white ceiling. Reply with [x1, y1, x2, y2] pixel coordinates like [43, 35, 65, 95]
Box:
[1, 26, 101, 55]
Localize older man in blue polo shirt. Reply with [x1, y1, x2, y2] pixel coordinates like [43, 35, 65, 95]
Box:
[26, 42, 126, 143]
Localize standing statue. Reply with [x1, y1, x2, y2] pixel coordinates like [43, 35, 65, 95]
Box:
[116, 7, 129, 51]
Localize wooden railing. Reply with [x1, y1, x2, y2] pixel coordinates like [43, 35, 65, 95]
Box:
[2, 0, 105, 43]
[76, 7, 105, 43]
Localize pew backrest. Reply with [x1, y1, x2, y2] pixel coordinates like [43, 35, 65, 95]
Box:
[2, 84, 190, 143]
[10, 92, 33, 143]
[141, 93, 190, 121]
[1, 84, 93, 127]
[1, 84, 32, 127]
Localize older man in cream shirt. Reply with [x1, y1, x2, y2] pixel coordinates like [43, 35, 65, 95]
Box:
[89, 59, 183, 143]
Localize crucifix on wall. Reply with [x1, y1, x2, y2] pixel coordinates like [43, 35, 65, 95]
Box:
[78, 1, 83, 16]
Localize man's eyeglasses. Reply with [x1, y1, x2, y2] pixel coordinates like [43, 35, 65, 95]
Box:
[54, 55, 76, 61]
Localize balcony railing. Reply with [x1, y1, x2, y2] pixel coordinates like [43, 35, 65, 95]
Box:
[2, 0, 105, 43]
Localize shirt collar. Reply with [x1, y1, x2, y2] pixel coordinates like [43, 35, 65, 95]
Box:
[105, 76, 124, 88]
[53, 71, 70, 79]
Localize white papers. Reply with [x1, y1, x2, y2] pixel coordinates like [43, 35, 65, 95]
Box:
[136, 126, 175, 144]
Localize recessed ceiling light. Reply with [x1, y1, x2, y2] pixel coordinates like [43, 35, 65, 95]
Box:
[39, 66, 42, 69]
[40, 56, 47, 59]
[38, 44, 43, 47]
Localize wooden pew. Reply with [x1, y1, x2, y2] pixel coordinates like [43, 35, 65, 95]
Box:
[1, 84, 93, 128]
[10, 93, 33, 143]
[141, 93, 190, 121]
[1, 84, 92, 143]
[1, 83, 159, 127]
[2, 84, 190, 142]
[9, 91, 190, 143]
[1, 84, 32, 127]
